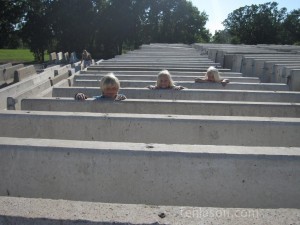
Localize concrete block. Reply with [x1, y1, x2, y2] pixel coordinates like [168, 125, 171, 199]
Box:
[74, 80, 287, 91]
[49, 52, 57, 63]
[0, 196, 299, 225]
[288, 69, 300, 91]
[2, 64, 24, 83]
[52, 87, 300, 103]
[0, 111, 299, 146]
[14, 65, 36, 82]
[21, 98, 300, 117]
[80, 70, 240, 76]
[74, 74, 260, 83]
[0, 137, 300, 208]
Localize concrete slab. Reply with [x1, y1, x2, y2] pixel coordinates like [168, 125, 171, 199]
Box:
[74, 80, 287, 91]
[0, 137, 300, 208]
[14, 65, 36, 82]
[74, 74, 260, 83]
[52, 87, 300, 103]
[1, 196, 299, 225]
[3, 64, 24, 83]
[0, 111, 299, 146]
[80, 70, 240, 76]
[21, 98, 300, 117]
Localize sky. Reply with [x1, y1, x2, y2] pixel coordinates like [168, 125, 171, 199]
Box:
[189, 0, 300, 34]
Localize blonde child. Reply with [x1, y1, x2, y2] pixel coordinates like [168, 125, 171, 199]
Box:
[195, 66, 229, 86]
[75, 73, 126, 101]
[147, 70, 185, 90]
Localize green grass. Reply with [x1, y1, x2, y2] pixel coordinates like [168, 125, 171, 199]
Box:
[0, 49, 49, 63]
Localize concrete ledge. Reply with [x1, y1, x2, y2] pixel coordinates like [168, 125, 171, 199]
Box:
[80, 70, 243, 77]
[3, 64, 24, 83]
[21, 98, 300, 117]
[74, 74, 259, 82]
[1, 197, 299, 225]
[74, 80, 287, 91]
[0, 111, 299, 146]
[52, 87, 300, 103]
[0, 137, 300, 208]
[86, 66, 229, 72]
[14, 65, 36, 82]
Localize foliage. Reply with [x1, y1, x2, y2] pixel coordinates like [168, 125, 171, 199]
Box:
[0, 0, 27, 48]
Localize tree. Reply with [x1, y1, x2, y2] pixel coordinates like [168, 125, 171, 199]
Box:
[21, 0, 53, 62]
[223, 2, 287, 44]
[0, 0, 27, 48]
[282, 9, 300, 44]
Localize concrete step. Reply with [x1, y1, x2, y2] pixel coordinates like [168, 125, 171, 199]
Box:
[52, 87, 300, 103]
[21, 98, 300, 117]
[0, 137, 300, 208]
[0, 111, 299, 147]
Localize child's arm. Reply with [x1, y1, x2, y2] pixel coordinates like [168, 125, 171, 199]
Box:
[74, 92, 87, 100]
[147, 85, 157, 90]
[195, 78, 208, 83]
[115, 94, 127, 101]
[221, 79, 229, 87]
[173, 85, 185, 90]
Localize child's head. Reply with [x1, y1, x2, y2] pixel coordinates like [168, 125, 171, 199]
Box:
[156, 70, 175, 89]
[100, 73, 120, 98]
[205, 66, 222, 82]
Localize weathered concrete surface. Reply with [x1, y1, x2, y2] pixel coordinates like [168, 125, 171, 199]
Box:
[52, 87, 300, 103]
[289, 69, 300, 91]
[74, 80, 287, 91]
[74, 74, 260, 82]
[80, 70, 241, 76]
[0, 111, 299, 146]
[0, 137, 300, 208]
[0, 196, 300, 225]
[21, 98, 300, 117]
[2, 64, 24, 83]
[14, 65, 36, 82]
[86, 66, 228, 72]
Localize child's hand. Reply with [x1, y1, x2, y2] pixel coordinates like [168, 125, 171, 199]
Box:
[147, 85, 156, 90]
[115, 95, 127, 101]
[173, 86, 185, 90]
[221, 79, 229, 87]
[75, 92, 87, 100]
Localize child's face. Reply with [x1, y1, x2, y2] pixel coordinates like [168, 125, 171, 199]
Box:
[207, 71, 215, 81]
[158, 75, 171, 88]
[103, 85, 119, 98]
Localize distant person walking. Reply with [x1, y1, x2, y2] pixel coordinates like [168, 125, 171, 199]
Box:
[81, 49, 92, 70]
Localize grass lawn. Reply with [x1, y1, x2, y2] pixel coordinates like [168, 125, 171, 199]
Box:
[0, 49, 49, 63]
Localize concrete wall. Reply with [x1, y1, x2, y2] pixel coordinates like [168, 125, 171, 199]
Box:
[0, 137, 300, 208]
[1, 196, 299, 225]
[73, 80, 288, 91]
[52, 87, 300, 103]
[21, 98, 300, 118]
[0, 111, 299, 147]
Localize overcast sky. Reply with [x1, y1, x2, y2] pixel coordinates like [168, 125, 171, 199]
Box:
[189, 0, 300, 34]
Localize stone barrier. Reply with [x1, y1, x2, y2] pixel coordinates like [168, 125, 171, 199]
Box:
[21, 98, 300, 117]
[13, 65, 36, 82]
[73, 80, 287, 91]
[2, 64, 24, 83]
[0, 111, 299, 147]
[52, 87, 300, 103]
[74, 74, 260, 83]
[0, 137, 299, 208]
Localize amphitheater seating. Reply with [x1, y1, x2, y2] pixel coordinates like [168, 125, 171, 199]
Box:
[0, 43, 300, 224]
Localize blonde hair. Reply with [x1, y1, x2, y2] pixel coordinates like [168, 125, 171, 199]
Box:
[156, 69, 175, 88]
[100, 73, 120, 92]
[205, 66, 222, 82]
